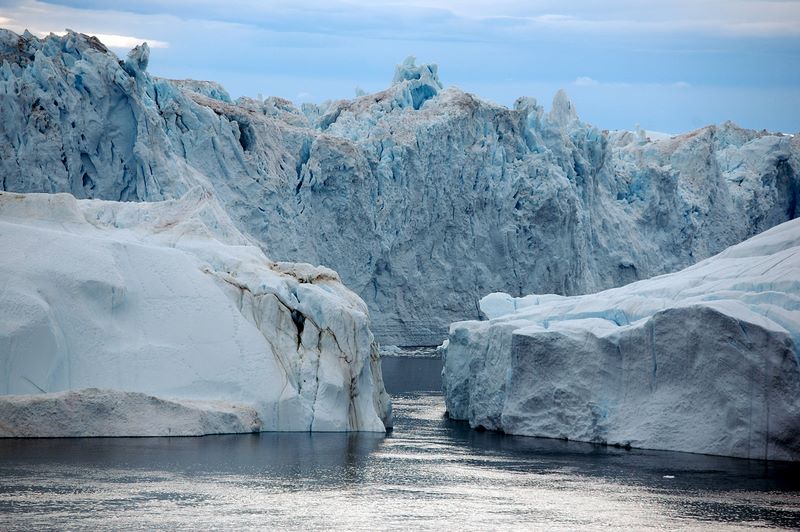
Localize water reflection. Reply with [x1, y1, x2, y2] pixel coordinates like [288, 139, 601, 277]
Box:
[0, 431, 386, 484]
[0, 356, 798, 530]
[380, 352, 442, 394]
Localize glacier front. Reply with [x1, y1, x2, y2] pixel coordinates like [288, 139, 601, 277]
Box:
[2, 29, 798, 345]
[0, 190, 392, 437]
[443, 218, 800, 461]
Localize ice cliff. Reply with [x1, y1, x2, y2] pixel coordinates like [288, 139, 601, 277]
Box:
[442, 218, 800, 461]
[1, 29, 799, 345]
[0, 190, 392, 436]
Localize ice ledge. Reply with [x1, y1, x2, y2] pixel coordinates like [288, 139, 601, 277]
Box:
[0, 389, 262, 438]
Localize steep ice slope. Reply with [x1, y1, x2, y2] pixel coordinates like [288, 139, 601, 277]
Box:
[442, 218, 800, 461]
[0, 190, 392, 436]
[2, 30, 798, 344]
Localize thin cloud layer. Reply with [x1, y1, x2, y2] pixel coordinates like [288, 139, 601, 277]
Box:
[26, 0, 800, 38]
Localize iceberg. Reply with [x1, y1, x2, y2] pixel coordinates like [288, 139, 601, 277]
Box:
[1, 29, 798, 346]
[0, 190, 391, 436]
[443, 218, 800, 461]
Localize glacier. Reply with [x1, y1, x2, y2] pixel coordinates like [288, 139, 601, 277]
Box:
[1, 29, 798, 345]
[442, 218, 800, 461]
[0, 190, 392, 436]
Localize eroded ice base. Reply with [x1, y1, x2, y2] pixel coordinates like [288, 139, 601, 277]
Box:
[0, 389, 262, 437]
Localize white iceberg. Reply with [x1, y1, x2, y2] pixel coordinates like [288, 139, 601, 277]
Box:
[0, 190, 392, 436]
[443, 219, 800, 461]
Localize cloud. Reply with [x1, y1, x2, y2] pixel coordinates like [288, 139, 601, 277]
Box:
[672, 81, 691, 88]
[29, 0, 800, 38]
[85, 32, 168, 49]
[574, 76, 599, 86]
[41, 30, 168, 49]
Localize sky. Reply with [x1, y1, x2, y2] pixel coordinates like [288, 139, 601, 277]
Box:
[1, 0, 799, 133]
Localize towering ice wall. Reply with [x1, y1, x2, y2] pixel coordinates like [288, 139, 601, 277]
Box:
[2, 29, 798, 345]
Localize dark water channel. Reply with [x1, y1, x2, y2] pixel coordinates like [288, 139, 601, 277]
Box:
[1, 352, 798, 530]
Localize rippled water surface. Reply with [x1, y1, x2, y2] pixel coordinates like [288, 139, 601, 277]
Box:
[1, 354, 799, 530]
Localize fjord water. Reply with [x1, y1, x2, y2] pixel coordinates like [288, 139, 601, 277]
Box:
[1, 353, 798, 530]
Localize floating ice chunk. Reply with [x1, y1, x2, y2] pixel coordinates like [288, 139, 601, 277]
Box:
[0, 190, 392, 436]
[443, 218, 800, 461]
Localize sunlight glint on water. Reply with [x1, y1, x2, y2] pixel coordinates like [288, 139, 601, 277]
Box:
[1, 355, 798, 530]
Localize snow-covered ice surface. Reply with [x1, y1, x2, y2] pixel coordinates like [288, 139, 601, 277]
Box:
[443, 218, 800, 461]
[2, 29, 798, 345]
[0, 190, 392, 436]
